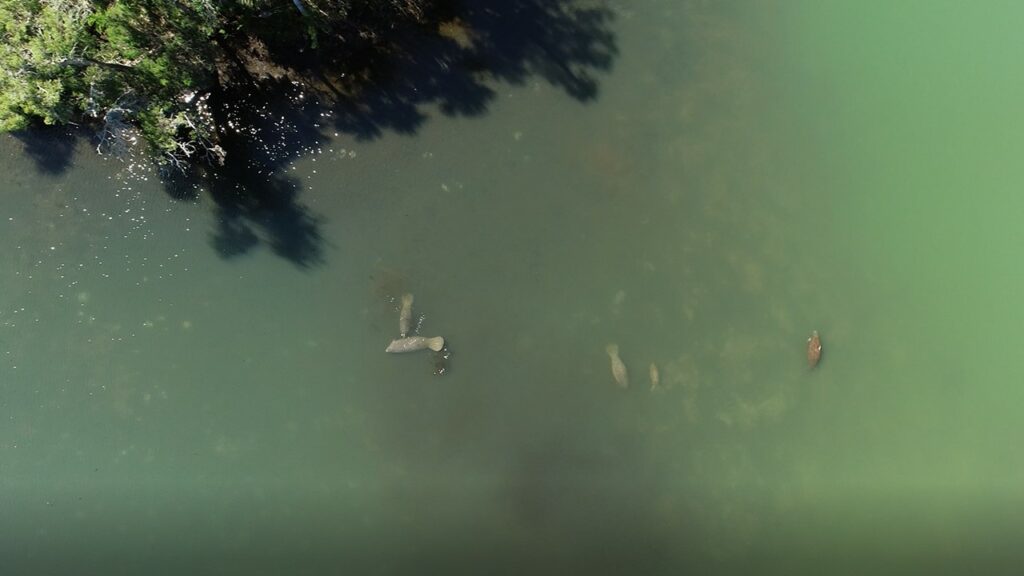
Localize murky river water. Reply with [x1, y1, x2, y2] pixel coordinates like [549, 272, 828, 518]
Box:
[2, 1, 1024, 574]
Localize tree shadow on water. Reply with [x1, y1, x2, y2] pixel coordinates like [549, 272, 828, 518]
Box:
[162, 88, 326, 268]
[461, 0, 618, 101]
[204, 166, 325, 269]
[322, 0, 619, 139]
[10, 127, 80, 175]
[160, 0, 617, 266]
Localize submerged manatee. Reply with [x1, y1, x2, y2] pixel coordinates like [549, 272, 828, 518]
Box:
[807, 330, 822, 368]
[649, 363, 660, 391]
[606, 343, 629, 388]
[432, 346, 451, 376]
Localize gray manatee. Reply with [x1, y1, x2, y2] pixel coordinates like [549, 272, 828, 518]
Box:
[386, 336, 445, 353]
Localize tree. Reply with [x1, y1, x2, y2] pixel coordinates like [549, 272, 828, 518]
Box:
[0, 0, 225, 167]
[0, 0, 431, 170]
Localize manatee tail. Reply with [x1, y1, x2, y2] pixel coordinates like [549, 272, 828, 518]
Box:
[428, 337, 445, 351]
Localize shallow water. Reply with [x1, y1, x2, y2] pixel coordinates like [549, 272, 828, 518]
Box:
[2, 1, 1024, 574]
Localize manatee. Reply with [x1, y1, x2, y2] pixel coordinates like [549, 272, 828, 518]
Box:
[807, 330, 822, 368]
[432, 347, 451, 376]
[399, 293, 414, 337]
[606, 343, 629, 388]
[386, 336, 445, 353]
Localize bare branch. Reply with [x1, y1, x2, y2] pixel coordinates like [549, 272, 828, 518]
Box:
[96, 92, 140, 158]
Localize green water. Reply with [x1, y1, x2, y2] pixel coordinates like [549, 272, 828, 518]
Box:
[3, 1, 1024, 574]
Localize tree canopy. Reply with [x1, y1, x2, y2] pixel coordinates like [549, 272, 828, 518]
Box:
[0, 0, 430, 168]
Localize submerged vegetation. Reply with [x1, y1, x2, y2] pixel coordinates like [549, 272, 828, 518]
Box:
[0, 0, 438, 168]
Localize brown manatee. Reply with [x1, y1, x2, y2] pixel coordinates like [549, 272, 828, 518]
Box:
[807, 330, 822, 368]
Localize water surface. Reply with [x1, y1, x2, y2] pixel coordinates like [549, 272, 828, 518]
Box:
[2, 1, 1024, 574]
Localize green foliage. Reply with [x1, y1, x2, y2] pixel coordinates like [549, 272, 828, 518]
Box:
[0, 0, 88, 127]
[0, 0, 433, 168]
[0, 0, 220, 163]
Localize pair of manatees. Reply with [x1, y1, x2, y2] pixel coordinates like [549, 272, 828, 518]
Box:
[605, 344, 660, 390]
[605, 330, 823, 389]
[384, 293, 445, 353]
